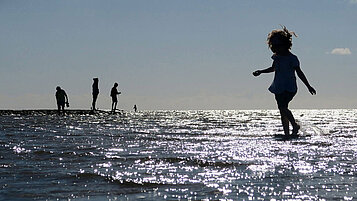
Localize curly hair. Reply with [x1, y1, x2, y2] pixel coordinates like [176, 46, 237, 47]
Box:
[267, 26, 297, 51]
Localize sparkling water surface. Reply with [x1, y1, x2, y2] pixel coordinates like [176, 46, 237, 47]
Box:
[1, 109, 357, 200]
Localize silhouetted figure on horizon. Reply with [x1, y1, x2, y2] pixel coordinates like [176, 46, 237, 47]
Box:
[55, 86, 69, 115]
[253, 26, 316, 137]
[92, 78, 99, 111]
[133, 104, 137, 112]
[110, 82, 121, 113]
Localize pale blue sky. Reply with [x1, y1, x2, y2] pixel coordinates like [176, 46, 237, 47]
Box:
[1, 0, 356, 110]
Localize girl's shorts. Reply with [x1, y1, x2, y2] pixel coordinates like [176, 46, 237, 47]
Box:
[275, 91, 296, 109]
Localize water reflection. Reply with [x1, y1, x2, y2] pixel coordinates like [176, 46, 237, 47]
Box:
[0, 110, 357, 200]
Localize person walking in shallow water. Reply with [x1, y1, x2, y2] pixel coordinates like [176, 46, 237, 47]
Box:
[133, 104, 137, 112]
[110, 83, 121, 112]
[55, 86, 69, 115]
[92, 78, 99, 111]
[253, 26, 316, 136]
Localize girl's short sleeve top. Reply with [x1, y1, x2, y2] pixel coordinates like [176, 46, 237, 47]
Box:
[268, 53, 299, 94]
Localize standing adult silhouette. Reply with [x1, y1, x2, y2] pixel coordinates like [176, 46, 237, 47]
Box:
[110, 82, 121, 113]
[92, 78, 99, 111]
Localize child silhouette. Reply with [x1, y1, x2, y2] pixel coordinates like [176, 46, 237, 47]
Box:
[253, 26, 316, 136]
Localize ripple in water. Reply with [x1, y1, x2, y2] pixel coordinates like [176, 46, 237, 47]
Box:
[0, 109, 357, 200]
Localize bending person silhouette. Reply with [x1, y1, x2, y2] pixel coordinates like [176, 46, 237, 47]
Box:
[55, 86, 69, 115]
[110, 83, 121, 112]
[92, 78, 99, 111]
[253, 26, 316, 137]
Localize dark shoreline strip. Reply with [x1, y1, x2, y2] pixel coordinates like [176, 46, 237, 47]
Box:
[0, 110, 105, 115]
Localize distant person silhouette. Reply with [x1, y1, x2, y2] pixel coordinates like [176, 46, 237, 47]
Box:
[92, 78, 99, 111]
[133, 104, 137, 112]
[110, 83, 121, 112]
[253, 26, 316, 137]
[55, 86, 69, 115]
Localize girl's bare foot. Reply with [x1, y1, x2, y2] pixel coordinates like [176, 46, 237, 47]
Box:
[292, 124, 300, 136]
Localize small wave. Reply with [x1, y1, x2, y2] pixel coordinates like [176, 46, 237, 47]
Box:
[333, 134, 356, 138]
[33, 150, 54, 155]
[108, 176, 206, 189]
[115, 155, 256, 169]
[118, 156, 252, 168]
[75, 172, 169, 188]
[163, 157, 253, 168]
[12, 146, 31, 154]
[109, 179, 168, 188]
[75, 172, 104, 179]
[292, 141, 333, 147]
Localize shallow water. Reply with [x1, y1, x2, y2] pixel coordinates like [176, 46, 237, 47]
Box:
[1, 109, 357, 200]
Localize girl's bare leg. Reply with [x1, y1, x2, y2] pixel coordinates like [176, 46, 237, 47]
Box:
[279, 110, 290, 135]
[280, 108, 300, 135]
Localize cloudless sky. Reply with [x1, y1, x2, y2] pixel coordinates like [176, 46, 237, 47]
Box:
[1, 0, 356, 110]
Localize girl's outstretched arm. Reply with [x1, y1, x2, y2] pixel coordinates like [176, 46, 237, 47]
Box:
[253, 67, 275, 76]
[295, 66, 316, 95]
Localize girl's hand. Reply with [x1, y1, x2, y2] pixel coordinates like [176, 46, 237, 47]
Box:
[253, 70, 261, 76]
[308, 86, 316, 95]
